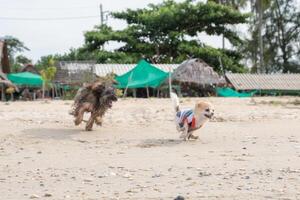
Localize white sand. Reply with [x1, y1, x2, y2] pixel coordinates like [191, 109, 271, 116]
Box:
[0, 97, 300, 199]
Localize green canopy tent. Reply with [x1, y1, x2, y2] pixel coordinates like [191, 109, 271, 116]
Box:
[7, 72, 43, 86]
[115, 60, 169, 89]
[216, 87, 256, 97]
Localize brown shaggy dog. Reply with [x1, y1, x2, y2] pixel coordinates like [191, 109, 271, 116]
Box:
[70, 80, 117, 131]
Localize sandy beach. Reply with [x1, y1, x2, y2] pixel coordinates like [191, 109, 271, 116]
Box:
[1, 97, 300, 200]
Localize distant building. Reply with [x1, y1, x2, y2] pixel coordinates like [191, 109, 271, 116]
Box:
[55, 61, 179, 84]
[225, 73, 300, 95]
[55, 61, 96, 85]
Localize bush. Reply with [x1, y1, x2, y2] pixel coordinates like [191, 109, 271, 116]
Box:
[63, 89, 77, 100]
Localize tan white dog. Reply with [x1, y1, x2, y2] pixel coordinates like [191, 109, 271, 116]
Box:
[171, 92, 214, 141]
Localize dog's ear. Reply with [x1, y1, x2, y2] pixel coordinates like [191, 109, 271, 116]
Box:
[196, 102, 204, 109]
[91, 81, 105, 92]
[84, 83, 93, 90]
[112, 79, 118, 85]
[196, 102, 209, 110]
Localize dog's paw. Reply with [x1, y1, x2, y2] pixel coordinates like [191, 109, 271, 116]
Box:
[176, 126, 185, 132]
[189, 135, 199, 140]
[74, 119, 81, 126]
[95, 116, 103, 126]
[85, 127, 93, 131]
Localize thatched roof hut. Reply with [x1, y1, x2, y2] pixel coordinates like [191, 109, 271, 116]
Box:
[20, 64, 39, 74]
[0, 72, 18, 101]
[172, 58, 220, 85]
[0, 77, 17, 89]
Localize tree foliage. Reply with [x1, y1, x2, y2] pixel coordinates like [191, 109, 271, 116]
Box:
[3, 36, 29, 58]
[10, 55, 32, 72]
[4, 36, 29, 70]
[15, 55, 31, 65]
[264, 0, 300, 73]
[59, 0, 249, 73]
[208, 0, 248, 10]
[240, 0, 300, 73]
[40, 58, 57, 89]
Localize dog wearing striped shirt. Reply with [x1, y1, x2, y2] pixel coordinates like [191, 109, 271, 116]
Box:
[171, 92, 214, 141]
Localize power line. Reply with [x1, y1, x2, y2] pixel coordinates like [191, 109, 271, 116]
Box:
[0, 6, 98, 10]
[0, 15, 100, 21]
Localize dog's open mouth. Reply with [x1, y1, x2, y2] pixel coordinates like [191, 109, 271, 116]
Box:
[204, 113, 213, 119]
[107, 95, 117, 108]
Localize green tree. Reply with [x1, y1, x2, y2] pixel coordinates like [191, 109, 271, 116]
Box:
[208, 0, 248, 10]
[15, 55, 31, 65]
[36, 55, 56, 71]
[208, 0, 248, 50]
[265, 0, 300, 72]
[240, 0, 300, 73]
[11, 55, 32, 72]
[61, 0, 249, 73]
[40, 58, 57, 98]
[3, 36, 29, 67]
[245, 0, 300, 73]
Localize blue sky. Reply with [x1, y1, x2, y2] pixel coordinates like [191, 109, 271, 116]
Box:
[1, 0, 298, 63]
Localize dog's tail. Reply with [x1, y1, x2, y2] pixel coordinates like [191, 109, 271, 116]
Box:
[170, 92, 180, 112]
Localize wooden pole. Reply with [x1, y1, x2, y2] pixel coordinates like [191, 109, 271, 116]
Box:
[123, 88, 128, 98]
[42, 81, 45, 99]
[123, 71, 133, 98]
[133, 89, 136, 98]
[1, 84, 4, 101]
[218, 57, 225, 77]
[168, 66, 172, 97]
[146, 87, 149, 98]
[54, 84, 58, 98]
[52, 84, 54, 99]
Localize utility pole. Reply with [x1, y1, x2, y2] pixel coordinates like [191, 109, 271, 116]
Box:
[218, 0, 225, 49]
[99, 4, 104, 25]
[222, 34, 225, 50]
[99, 4, 109, 26]
[99, 4, 109, 50]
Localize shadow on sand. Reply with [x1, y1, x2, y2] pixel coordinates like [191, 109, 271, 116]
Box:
[137, 138, 184, 148]
[23, 128, 82, 140]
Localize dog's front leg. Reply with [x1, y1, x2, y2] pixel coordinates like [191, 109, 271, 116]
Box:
[85, 113, 97, 131]
[180, 122, 189, 141]
[74, 103, 92, 125]
[74, 105, 88, 125]
[95, 116, 103, 126]
[188, 132, 199, 140]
